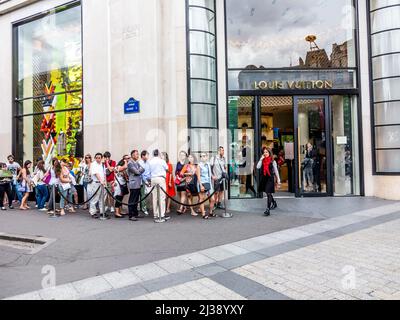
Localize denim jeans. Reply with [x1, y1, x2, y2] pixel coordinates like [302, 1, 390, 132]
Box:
[59, 186, 70, 210]
[36, 184, 49, 210]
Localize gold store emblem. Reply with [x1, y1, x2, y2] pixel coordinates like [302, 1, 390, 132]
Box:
[254, 80, 333, 90]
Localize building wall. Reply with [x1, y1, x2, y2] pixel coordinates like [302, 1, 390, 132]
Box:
[358, 0, 400, 200]
[82, 0, 188, 163]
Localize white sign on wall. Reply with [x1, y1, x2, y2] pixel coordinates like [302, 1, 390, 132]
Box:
[337, 136, 348, 145]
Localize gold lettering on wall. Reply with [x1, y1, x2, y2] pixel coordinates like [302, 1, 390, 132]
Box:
[254, 80, 334, 90]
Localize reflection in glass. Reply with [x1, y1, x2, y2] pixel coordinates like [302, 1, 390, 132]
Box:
[17, 5, 82, 99]
[376, 149, 400, 172]
[375, 101, 400, 125]
[261, 97, 294, 194]
[370, 6, 400, 33]
[191, 79, 217, 104]
[189, 0, 215, 11]
[190, 55, 216, 80]
[331, 96, 360, 196]
[189, 7, 216, 33]
[191, 104, 217, 127]
[189, 31, 216, 56]
[375, 126, 400, 149]
[371, 29, 400, 56]
[228, 96, 257, 198]
[371, 0, 400, 11]
[373, 77, 400, 102]
[15, 4, 83, 164]
[17, 109, 83, 164]
[297, 99, 327, 194]
[372, 53, 400, 80]
[226, 0, 356, 69]
[17, 92, 82, 116]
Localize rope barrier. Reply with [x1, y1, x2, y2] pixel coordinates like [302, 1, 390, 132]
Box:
[160, 186, 217, 207]
[104, 186, 155, 207]
[57, 185, 101, 206]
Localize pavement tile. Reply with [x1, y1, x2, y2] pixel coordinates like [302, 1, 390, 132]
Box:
[155, 257, 193, 273]
[178, 252, 215, 268]
[216, 252, 265, 270]
[130, 263, 169, 282]
[195, 264, 227, 277]
[102, 269, 141, 289]
[199, 246, 236, 261]
[72, 276, 113, 298]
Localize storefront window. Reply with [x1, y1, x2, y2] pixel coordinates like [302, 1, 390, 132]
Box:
[369, 0, 400, 173]
[14, 2, 83, 165]
[331, 96, 360, 195]
[187, 0, 218, 156]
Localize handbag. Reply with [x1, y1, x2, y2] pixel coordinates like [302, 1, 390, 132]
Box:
[17, 182, 26, 193]
[174, 174, 185, 187]
[43, 173, 51, 185]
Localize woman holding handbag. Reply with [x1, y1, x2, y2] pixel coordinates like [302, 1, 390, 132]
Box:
[46, 158, 61, 214]
[175, 151, 188, 215]
[58, 159, 73, 216]
[114, 158, 129, 218]
[18, 160, 33, 210]
[180, 154, 200, 217]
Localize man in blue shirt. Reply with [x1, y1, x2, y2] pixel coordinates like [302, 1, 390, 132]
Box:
[138, 151, 151, 216]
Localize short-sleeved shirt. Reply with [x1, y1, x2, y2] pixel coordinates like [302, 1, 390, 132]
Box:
[149, 157, 168, 179]
[91, 161, 106, 183]
[210, 156, 227, 179]
[6, 162, 21, 183]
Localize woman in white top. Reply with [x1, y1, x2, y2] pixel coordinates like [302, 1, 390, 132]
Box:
[58, 159, 73, 216]
[33, 160, 49, 211]
[45, 158, 61, 214]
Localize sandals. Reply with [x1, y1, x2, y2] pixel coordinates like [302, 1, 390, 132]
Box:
[202, 215, 209, 220]
[209, 212, 217, 218]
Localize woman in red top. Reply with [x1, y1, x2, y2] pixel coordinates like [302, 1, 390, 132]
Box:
[256, 147, 281, 216]
[162, 152, 176, 214]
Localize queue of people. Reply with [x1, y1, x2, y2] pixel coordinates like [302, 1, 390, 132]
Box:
[0, 145, 281, 220]
[0, 147, 230, 223]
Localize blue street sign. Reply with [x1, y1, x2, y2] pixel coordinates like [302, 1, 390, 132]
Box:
[124, 98, 140, 114]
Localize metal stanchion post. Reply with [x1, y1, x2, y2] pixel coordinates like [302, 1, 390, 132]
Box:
[155, 184, 163, 223]
[221, 178, 233, 218]
[49, 184, 58, 219]
[99, 184, 109, 221]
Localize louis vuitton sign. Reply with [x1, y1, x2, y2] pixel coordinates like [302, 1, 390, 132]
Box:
[254, 80, 333, 90]
[229, 69, 356, 91]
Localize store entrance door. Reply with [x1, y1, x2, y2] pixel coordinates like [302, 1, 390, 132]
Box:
[294, 96, 332, 197]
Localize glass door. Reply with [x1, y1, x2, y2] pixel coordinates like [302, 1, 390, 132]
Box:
[227, 96, 258, 199]
[294, 97, 332, 197]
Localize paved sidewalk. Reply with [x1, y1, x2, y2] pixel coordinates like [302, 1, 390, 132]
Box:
[4, 199, 400, 300]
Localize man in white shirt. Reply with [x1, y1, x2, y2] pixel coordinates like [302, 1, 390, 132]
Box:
[148, 149, 168, 223]
[88, 153, 106, 219]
